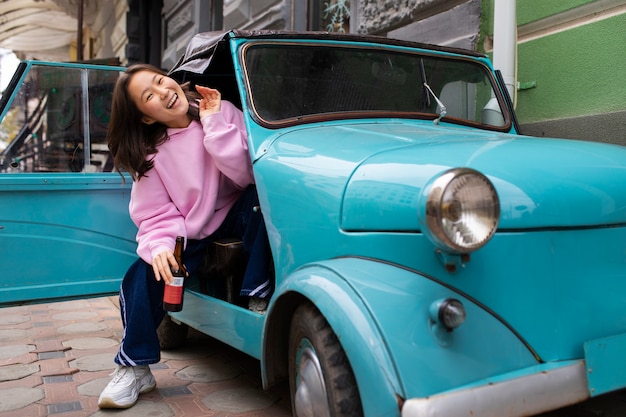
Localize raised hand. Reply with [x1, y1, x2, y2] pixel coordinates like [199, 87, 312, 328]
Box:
[195, 85, 221, 118]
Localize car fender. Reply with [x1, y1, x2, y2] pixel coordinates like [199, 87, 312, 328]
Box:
[262, 256, 540, 415]
[262, 258, 406, 417]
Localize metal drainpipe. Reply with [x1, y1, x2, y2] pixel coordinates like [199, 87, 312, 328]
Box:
[492, 0, 517, 106]
[77, 0, 83, 61]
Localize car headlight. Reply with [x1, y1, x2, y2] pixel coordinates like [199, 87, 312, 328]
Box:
[420, 168, 500, 254]
[429, 298, 466, 331]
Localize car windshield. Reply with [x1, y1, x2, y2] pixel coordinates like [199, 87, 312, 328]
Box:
[242, 42, 508, 129]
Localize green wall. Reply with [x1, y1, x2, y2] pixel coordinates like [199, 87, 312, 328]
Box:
[516, 0, 596, 25]
[482, 0, 598, 35]
[517, 13, 626, 123]
[482, 0, 626, 126]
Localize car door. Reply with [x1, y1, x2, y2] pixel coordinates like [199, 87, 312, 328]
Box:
[0, 61, 136, 305]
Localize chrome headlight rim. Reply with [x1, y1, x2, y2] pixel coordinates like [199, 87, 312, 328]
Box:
[423, 167, 500, 254]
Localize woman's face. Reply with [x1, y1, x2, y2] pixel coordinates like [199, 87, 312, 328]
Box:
[127, 70, 191, 128]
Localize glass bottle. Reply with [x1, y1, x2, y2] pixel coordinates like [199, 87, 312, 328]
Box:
[163, 236, 186, 312]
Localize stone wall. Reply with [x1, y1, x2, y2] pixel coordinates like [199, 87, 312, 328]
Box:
[355, 0, 481, 50]
[223, 0, 286, 30]
[159, 0, 482, 69]
[162, 0, 219, 69]
[161, 0, 288, 69]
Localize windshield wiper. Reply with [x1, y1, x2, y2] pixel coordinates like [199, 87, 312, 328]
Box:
[419, 58, 447, 124]
[419, 59, 431, 110]
[422, 82, 447, 125]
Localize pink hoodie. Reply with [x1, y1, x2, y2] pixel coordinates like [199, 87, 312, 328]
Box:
[129, 100, 253, 263]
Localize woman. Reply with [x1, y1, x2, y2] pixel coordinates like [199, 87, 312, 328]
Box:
[98, 64, 270, 409]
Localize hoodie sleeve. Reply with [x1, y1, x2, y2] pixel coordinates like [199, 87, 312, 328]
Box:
[201, 100, 254, 189]
[129, 170, 186, 264]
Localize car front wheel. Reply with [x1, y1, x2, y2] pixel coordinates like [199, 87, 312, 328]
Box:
[288, 303, 363, 417]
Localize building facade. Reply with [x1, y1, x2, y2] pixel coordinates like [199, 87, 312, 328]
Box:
[160, 0, 625, 145]
[1, 0, 622, 145]
[489, 0, 626, 145]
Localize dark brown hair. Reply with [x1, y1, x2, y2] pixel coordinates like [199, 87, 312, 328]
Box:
[106, 63, 201, 181]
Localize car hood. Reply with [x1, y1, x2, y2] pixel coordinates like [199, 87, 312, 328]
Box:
[285, 122, 626, 231]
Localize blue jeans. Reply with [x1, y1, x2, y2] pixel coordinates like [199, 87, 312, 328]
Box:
[114, 185, 270, 366]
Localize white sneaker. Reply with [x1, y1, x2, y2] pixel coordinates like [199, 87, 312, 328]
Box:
[248, 297, 268, 314]
[98, 365, 156, 409]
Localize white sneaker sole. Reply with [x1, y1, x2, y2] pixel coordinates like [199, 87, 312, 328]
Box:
[97, 375, 156, 408]
[98, 395, 137, 409]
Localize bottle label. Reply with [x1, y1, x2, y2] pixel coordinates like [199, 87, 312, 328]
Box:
[164, 278, 184, 304]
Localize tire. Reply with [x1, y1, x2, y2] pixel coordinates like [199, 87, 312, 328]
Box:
[288, 303, 364, 417]
[157, 313, 189, 350]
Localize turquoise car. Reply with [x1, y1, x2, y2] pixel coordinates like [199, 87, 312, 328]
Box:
[2, 30, 626, 417]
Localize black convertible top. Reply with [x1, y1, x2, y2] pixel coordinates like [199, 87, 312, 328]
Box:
[169, 29, 486, 76]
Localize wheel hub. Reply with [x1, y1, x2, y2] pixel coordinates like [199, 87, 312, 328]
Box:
[294, 346, 330, 417]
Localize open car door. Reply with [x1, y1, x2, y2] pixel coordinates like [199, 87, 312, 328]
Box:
[0, 61, 136, 305]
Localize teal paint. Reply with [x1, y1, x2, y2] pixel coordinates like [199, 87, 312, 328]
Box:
[585, 332, 626, 396]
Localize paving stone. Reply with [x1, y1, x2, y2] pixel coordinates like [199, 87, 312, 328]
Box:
[38, 358, 80, 377]
[57, 322, 107, 334]
[158, 385, 192, 397]
[90, 400, 174, 417]
[34, 340, 70, 353]
[2, 306, 28, 315]
[76, 377, 109, 397]
[47, 401, 82, 414]
[0, 387, 45, 412]
[202, 387, 278, 412]
[0, 344, 36, 359]
[0, 328, 29, 341]
[48, 300, 91, 310]
[43, 375, 74, 383]
[176, 361, 240, 383]
[52, 311, 98, 321]
[68, 353, 116, 372]
[32, 321, 54, 327]
[0, 363, 39, 381]
[62, 337, 119, 350]
[160, 344, 213, 360]
[0, 314, 30, 325]
[39, 351, 67, 360]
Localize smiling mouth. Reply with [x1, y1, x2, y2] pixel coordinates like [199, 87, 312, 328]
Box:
[167, 93, 178, 109]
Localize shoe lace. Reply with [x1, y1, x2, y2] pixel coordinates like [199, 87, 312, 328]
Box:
[109, 366, 132, 383]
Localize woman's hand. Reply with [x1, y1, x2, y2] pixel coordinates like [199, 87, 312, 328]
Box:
[152, 249, 180, 284]
[196, 85, 221, 118]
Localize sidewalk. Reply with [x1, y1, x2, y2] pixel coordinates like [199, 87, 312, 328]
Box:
[0, 296, 291, 417]
[2, 296, 626, 417]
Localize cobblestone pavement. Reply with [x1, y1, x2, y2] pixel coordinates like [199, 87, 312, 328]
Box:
[0, 296, 291, 417]
[1, 296, 625, 417]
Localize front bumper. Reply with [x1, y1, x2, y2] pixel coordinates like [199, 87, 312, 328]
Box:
[402, 360, 589, 417]
[402, 331, 626, 417]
